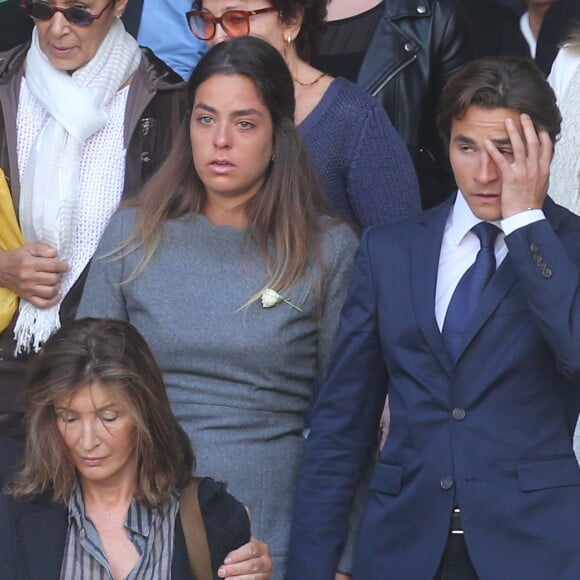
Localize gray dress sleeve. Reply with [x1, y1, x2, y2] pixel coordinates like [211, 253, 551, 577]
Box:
[316, 222, 360, 384]
[77, 209, 133, 322]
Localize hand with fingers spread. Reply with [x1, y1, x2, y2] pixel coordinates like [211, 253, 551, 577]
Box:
[0, 244, 69, 308]
[484, 113, 553, 219]
[218, 536, 272, 580]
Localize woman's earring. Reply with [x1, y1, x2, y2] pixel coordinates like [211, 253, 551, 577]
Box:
[286, 35, 293, 45]
[271, 153, 277, 162]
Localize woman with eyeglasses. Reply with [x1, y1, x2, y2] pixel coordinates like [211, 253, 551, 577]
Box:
[186, 0, 421, 234]
[0, 2, 271, 577]
[78, 36, 359, 579]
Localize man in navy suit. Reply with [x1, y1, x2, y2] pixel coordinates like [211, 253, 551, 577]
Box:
[287, 57, 580, 579]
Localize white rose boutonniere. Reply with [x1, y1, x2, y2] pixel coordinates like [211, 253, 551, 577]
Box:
[260, 288, 302, 311]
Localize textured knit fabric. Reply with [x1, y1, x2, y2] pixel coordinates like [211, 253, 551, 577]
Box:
[299, 77, 420, 231]
[60, 485, 177, 580]
[17, 78, 128, 302]
[77, 209, 359, 580]
[548, 45, 580, 215]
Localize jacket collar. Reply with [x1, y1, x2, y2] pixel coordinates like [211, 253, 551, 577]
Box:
[0, 42, 28, 84]
[358, 0, 434, 94]
[383, 0, 433, 20]
[411, 194, 564, 372]
[0, 42, 183, 91]
[15, 494, 68, 579]
[411, 196, 455, 375]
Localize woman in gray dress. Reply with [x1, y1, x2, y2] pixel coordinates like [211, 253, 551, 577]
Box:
[78, 37, 359, 579]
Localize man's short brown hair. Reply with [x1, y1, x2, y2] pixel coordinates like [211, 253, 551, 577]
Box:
[438, 57, 561, 149]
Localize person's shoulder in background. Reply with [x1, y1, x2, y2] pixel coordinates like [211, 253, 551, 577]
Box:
[460, 0, 529, 59]
[0, 436, 23, 486]
[0, 1, 33, 52]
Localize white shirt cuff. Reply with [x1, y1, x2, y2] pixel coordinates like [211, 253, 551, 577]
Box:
[501, 209, 545, 236]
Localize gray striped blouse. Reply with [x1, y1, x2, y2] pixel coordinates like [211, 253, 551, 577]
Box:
[60, 485, 178, 579]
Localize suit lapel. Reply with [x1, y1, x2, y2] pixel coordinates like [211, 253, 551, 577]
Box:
[411, 199, 454, 376]
[17, 496, 67, 579]
[455, 197, 564, 362]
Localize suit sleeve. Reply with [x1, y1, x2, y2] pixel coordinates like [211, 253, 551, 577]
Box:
[316, 223, 360, 384]
[505, 216, 580, 382]
[287, 228, 389, 579]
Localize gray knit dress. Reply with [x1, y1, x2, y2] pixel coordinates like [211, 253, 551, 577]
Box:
[77, 208, 358, 579]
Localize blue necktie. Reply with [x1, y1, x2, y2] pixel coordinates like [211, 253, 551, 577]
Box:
[442, 222, 501, 360]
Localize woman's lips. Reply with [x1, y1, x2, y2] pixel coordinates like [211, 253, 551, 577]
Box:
[209, 160, 235, 174]
[80, 457, 106, 467]
[48, 44, 76, 57]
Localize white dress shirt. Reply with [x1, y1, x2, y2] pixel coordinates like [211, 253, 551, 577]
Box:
[435, 192, 545, 330]
[519, 11, 536, 58]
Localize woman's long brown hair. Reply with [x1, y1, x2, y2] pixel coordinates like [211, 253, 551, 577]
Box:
[119, 37, 336, 302]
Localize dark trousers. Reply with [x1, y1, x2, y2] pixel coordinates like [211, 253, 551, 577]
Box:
[434, 511, 479, 580]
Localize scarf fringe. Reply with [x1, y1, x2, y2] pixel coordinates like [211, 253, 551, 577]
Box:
[14, 302, 61, 354]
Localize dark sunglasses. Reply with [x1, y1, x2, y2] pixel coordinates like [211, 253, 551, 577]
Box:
[20, 0, 114, 27]
[186, 7, 277, 41]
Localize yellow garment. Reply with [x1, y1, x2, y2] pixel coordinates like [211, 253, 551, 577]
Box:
[0, 169, 23, 333]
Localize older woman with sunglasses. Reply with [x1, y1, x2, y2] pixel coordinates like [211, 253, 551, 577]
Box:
[186, 0, 421, 233]
[0, 0, 187, 438]
[0, 2, 271, 577]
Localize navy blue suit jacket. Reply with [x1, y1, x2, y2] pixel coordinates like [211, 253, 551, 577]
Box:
[287, 196, 580, 579]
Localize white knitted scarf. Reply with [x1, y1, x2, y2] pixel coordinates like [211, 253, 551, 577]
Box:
[15, 19, 141, 353]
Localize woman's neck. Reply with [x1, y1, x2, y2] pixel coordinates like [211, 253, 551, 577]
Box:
[203, 196, 249, 227]
[326, 0, 383, 21]
[285, 48, 333, 125]
[80, 475, 137, 512]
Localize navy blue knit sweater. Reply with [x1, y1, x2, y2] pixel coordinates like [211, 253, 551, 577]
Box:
[299, 77, 421, 231]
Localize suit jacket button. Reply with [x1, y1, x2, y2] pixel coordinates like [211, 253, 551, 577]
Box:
[530, 243, 539, 252]
[452, 408, 466, 421]
[541, 268, 553, 278]
[440, 476, 454, 490]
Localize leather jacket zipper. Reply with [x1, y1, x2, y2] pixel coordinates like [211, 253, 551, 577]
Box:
[369, 53, 418, 98]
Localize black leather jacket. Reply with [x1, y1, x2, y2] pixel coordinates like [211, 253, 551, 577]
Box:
[357, 0, 472, 208]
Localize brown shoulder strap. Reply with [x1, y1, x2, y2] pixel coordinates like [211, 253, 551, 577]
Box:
[179, 477, 213, 580]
